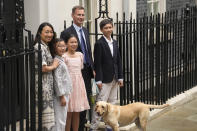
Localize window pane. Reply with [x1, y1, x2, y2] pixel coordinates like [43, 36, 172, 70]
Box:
[147, 2, 152, 16]
[147, 1, 159, 16]
[153, 1, 159, 15]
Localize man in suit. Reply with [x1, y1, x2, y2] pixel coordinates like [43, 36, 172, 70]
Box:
[60, 5, 94, 131]
[90, 19, 124, 131]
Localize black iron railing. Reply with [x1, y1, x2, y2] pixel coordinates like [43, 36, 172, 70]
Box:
[66, 6, 197, 106]
[0, 31, 39, 131]
[1, 0, 197, 130]
[0, 0, 43, 130]
[114, 7, 197, 105]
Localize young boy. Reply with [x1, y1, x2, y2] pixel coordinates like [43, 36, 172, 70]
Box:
[90, 19, 124, 131]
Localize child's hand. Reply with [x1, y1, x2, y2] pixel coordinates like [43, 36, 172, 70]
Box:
[60, 96, 66, 106]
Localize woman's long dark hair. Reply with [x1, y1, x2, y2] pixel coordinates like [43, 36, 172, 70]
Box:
[34, 22, 57, 55]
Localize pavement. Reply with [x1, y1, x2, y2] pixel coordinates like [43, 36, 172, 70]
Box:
[133, 87, 197, 131]
[133, 94, 197, 131]
[86, 86, 197, 131]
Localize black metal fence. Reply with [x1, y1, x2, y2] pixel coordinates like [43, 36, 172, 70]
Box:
[1, 0, 43, 130]
[115, 7, 197, 105]
[78, 6, 197, 106]
[1, 2, 197, 130]
[0, 30, 44, 130]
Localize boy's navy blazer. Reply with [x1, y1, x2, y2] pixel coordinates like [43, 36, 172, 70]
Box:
[60, 25, 94, 69]
[94, 36, 123, 83]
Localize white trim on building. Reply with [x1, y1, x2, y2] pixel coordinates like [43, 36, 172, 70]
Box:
[24, 0, 166, 37]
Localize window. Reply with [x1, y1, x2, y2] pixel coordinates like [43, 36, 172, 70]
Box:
[147, 0, 160, 16]
[79, 0, 97, 50]
[79, 0, 92, 24]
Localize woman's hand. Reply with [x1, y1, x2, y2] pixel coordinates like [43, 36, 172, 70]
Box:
[42, 59, 59, 72]
[60, 96, 66, 106]
[52, 59, 60, 70]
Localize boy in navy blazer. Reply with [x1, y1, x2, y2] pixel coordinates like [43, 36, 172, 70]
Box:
[90, 19, 123, 131]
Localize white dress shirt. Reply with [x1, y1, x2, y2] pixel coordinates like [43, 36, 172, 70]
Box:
[73, 23, 87, 49]
[103, 35, 113, 56]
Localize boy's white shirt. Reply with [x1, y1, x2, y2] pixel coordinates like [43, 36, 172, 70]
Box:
[103, 35, 113, 56]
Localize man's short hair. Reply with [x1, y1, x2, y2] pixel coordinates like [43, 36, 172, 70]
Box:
[72, 5, 84, 14]
[99, 19, 113, 30]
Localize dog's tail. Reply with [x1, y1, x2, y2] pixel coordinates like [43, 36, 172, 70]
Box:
[147, 104, 169, 109]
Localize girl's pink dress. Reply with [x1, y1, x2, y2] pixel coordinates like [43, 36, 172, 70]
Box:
[64, 52, 90, 112]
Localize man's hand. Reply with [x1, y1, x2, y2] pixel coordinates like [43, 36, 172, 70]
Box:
[118, 80, 124, 88]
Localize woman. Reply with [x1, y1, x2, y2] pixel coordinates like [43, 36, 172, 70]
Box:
[34, 22, 59, 131]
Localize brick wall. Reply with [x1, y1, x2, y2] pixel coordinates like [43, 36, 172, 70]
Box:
[136, 0, 147, 17]
[166, 0, 196, 11]
[136, 0, 196, 17]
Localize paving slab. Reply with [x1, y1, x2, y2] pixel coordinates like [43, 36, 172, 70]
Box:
[133, 95, 197, 131]
[86, 87, 197, 131]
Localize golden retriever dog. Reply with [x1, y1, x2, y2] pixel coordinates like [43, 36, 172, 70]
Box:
[95, 101, 169, 131]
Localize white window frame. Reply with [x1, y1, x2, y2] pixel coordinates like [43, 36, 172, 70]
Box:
[147, 0, 166, 15]
[147, 0, 160, 16]
[79, 0, 92, 24]
[79, 0, 97, 51]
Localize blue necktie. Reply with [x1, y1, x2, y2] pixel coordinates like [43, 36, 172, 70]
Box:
[79, 29, 90, 65]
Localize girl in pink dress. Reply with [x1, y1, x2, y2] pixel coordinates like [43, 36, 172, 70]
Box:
[63, 33, 90, 131]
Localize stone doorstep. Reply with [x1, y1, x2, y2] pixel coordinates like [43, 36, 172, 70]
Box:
[85, 86, 197, 131]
